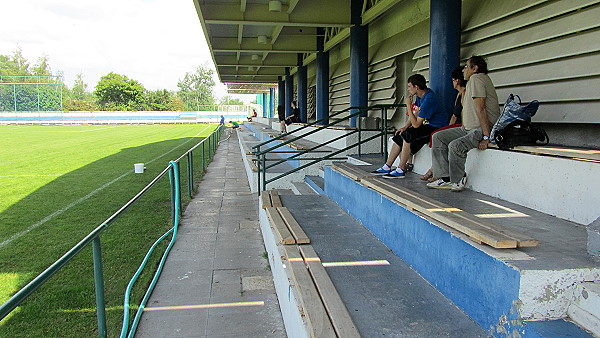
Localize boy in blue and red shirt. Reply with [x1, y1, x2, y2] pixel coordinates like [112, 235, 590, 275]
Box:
[372, 73, 448, 178]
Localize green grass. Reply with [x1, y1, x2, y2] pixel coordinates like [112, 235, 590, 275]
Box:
[0, 124, 220, 337]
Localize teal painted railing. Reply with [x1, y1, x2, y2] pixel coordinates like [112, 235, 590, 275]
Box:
[252, 104, 402, 192]
[0, 125, 224, 337]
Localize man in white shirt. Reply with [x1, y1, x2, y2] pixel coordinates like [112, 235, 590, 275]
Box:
[427, 55, 500, 192]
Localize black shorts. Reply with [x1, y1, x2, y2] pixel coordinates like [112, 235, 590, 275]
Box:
[392, 124, 439, 155]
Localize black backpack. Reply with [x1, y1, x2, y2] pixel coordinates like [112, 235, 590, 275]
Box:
[494, 120, 549, 149]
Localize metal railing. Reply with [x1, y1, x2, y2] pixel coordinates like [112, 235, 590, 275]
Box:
[0, 125, 224, 337]
[252, 104, 402, 192]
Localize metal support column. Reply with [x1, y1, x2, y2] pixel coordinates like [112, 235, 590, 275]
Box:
[285, 67, 293, 118]
[429, 0, 462, 116]
[261, 93, 267, 117]
[269, 87, 275, 118]
[350, 0, 368, 127]
[278, 76, 285, 113]
[316, 27, 330, 125]
[297, 54, 308, 123]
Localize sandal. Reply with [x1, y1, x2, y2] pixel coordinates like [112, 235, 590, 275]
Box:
[420, 168, 433, 181]
[405, 163, 414, 172]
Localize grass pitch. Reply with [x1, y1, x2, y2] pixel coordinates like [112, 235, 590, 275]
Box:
[0, 124, 218, 337]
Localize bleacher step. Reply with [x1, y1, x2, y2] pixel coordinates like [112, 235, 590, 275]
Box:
[568, 281, 600, 336]
[267, 194, 487, 337]
[305, 175, 324, 195]
[291, 181, 318, 195]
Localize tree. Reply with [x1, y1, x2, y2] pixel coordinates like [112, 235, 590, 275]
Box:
[94, 72, 146, 110]
[71, 73, 91, 100]
[177, 64, 216, 111]
[145, 89, 184, 111]
[219, 95, 245, 106]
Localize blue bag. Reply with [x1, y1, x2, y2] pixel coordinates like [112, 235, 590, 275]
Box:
[490, 94, 540, 143]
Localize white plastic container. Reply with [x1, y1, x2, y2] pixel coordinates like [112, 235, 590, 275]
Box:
[134, 163, 145, 173]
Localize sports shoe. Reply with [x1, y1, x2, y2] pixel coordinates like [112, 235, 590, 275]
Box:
[371, 167, 391, 175]
[426, 178, 451, 189]
[451, 175, 467, 192]
[382, 170, 405, 179]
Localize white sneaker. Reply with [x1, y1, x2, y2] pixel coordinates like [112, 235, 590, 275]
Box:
[426, 178, 452, 189]
[451, 175, 467, 192]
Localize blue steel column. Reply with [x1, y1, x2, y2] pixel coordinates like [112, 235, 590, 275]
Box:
[297, 54, 308, 123]
[269, 87, 275, 117]
[285, 67, 293, 117]
[262, 93, 267, 117]
[316, 27, 329, 125]
[349, 0, 368, 127]
[278, 76, 285, 111]
[429, 0, 461, 117]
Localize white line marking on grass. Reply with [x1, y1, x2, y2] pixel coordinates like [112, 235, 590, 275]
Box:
[58, 127, 118, 132]
[0, 126, 213, 249]
[0, 174, 65, 178]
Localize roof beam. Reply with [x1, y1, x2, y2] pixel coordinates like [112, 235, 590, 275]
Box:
[211, 37, 317, 53]
[240, 0, 247, 12]
[202, 3, 350, 27]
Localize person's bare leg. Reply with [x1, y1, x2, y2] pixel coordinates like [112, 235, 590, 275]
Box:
[280, 121, 286, 133]
[398, 141, 412, 171]
[385, 142, 402, 166]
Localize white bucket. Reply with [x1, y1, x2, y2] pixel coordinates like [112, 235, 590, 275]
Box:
[134, 163, 145, 173]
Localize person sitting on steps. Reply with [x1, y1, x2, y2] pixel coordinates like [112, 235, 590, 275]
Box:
[421, 66, 468, 182]
[371, 74, 448, 178]
[427, 55, 500, 192]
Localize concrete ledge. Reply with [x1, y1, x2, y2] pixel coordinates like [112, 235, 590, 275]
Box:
[383, 139, 600, 225]
[324, 166, 600, 336]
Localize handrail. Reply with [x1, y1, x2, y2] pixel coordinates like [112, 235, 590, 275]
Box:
[255, 104, 402, 192]
[253, 105, 363, 156]
[0, 124, 224, 337]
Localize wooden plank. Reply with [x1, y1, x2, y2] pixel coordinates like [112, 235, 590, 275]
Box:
[277, 207, 310, 244]
[361, 177, 518, 249]
[299, 246, 361, 338]
[331, 163, 371, 181]
[269, 191, 283, 207]
[366, 177, 539, 248]
[370, 179, 539, 248]
[260, 192, 272, 209]
[265, 207, 295, 244]
[284, 246, 337, 338]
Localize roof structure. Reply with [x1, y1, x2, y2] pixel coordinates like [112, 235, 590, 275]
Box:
[194, 0, 404, 94]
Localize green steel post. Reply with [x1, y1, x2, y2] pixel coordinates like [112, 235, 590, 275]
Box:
[262, 154, 267, 191]
[92, 238, 107, 338]
[383, 107, 388, 156]
[168, 167, 176, 225]
[358, 115, 362, 156]
[187, 152, 194, 198]
[257, 154, 261, 195]
[202, 142, 205, 171]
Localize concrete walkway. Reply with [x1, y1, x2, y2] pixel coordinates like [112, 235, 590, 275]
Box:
[136, 129, 286, 337]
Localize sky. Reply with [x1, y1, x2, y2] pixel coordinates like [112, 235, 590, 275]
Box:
[0, 0, 254, 103]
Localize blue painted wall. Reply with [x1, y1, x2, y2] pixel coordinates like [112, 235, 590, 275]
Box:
[324, 167, 522, 335]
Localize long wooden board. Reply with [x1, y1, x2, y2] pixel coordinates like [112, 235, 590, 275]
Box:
[331, 163, 371, 181]
[277, 207, 310, 244]
[269, 191, 283, 207]
[265, 207, 295, 244]
[284, 246, 337, 338]
[361, 177, 540, 249]
[260, 192, 272, 209]
[299, 246, 361, 338]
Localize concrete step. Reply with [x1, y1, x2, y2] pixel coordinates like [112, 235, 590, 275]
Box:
[305, 175, 324, 195]
[324, 163, 600, 337]
[259, 194, 487, 337]
[290, 181, 318, 195]
[568, 281, 600, 336]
